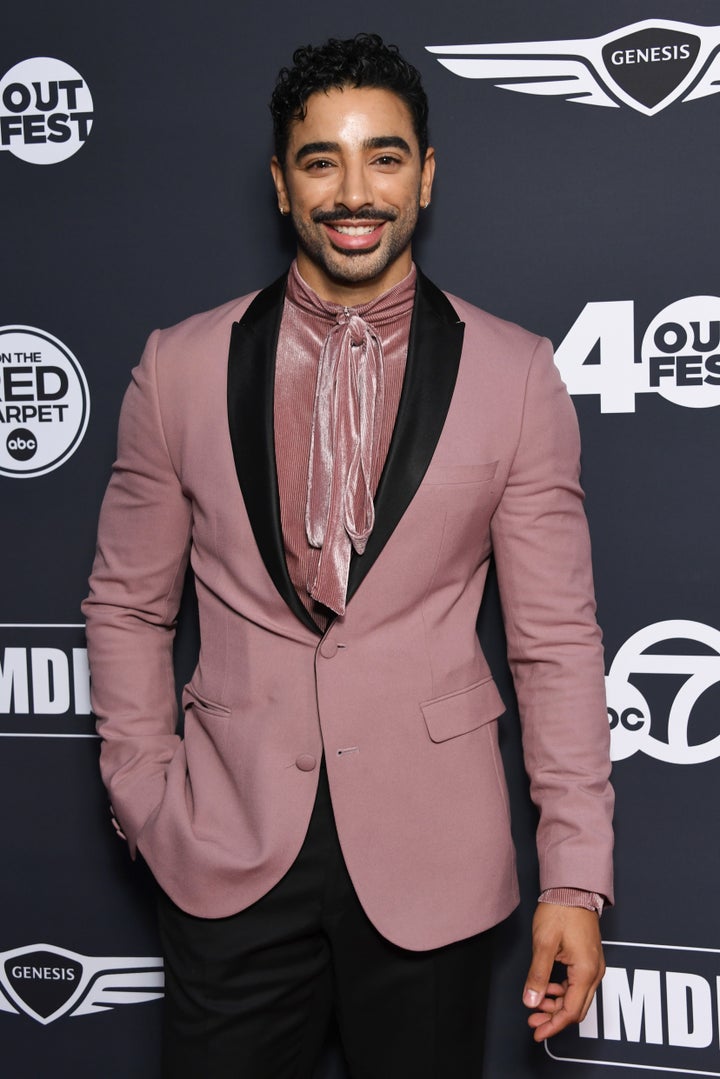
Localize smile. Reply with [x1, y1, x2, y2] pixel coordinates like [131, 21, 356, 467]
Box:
[321, 220, 387, 252]
[332, 225, 379, 236]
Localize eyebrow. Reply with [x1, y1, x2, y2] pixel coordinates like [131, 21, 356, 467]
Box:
[294, 136, 412, 164]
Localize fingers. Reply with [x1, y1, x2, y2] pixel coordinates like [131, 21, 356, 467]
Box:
[528, 981, 567, 1014]
[110, 805, 127, 841]
[523, 904, 605, 1041]
[523, 907, 562, 1009]
[528, 976, 594, 1041]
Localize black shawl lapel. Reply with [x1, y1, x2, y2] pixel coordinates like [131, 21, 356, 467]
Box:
[345, 271, 465, 604]
[227, 274, 322, 636]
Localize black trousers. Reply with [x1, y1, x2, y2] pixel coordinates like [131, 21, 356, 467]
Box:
[157, 761, 494, 1079]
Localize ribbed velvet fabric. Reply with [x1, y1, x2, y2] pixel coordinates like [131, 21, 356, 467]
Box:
[274, 261, 416, 626]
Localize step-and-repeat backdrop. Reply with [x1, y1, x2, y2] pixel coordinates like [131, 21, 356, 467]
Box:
[2, 1, 719, 1075]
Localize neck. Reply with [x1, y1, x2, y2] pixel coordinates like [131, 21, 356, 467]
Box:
[295, 250, 413, 306]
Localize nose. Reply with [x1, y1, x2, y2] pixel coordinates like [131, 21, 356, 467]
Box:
[335, 159, 373, 212]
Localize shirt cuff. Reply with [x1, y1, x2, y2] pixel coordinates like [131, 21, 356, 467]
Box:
[538, 887, 605, 915]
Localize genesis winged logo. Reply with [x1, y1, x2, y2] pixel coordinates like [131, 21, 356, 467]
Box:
[0, 944, 163, 1024]
[427, 19, 720, 116]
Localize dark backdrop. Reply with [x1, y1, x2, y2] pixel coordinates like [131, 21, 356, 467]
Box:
[2, 2, 719, 1075]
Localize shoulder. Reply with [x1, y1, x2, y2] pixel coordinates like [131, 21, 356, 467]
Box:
[437, 286, 554, 403]
[126, 286, 273, 417]
[139, 279, 284, 394]
[415, 270, 547, 360]
[443, 289, 546, 357]
[154, 289, 262, 354]
[421, 280, 562, 404]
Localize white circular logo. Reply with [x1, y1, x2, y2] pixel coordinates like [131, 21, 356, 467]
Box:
[606, 620, 720, 764]
[641, 296, 720, 409]
[0, 327, 90, 477]
[0, 58, 93, 165]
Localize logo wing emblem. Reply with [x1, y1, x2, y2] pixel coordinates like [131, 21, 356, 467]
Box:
[428, 20, 720, 116]
[0, 944, 163, 1025]
[683, 48, 720, 103]
[0, 991, 18, 1015]
[71, 965, 165, 1017]
[426, 39, 619, 109]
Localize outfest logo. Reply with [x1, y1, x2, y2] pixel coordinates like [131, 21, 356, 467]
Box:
[0, 944, 163, 1025]
[427, 19, 720, 116]
[0, 57, 93, 164]
[553, 296, 720, 414]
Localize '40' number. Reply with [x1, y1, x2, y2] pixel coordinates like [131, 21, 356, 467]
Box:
[554, 297, 720, 413]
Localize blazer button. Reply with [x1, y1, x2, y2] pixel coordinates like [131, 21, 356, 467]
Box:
[319, 639, 339, 659]
[295, 754, 317, 772]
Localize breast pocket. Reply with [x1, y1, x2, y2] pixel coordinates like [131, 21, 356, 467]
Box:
[418, 461, 499, 562]
[423, 461, 498, 486]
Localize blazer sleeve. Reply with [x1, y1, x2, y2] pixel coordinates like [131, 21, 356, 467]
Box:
[82, 330, 192, 856]
[489, 336, 614, 903]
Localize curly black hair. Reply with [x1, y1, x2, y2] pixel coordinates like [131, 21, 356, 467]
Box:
[270, 33, 429, 165]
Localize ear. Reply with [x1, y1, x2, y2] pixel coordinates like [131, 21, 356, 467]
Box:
[271, 156, 290, 215]
[420, 147, 436, 208]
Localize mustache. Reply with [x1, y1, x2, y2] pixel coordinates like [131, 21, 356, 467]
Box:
[310, 207, 397, 224]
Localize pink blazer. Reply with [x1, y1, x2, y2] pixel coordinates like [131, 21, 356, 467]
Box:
[83, 272, 614, 950]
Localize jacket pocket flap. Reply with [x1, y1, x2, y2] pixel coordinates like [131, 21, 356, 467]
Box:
[182, 683, 231, 716]
[421, 676, 505, 743]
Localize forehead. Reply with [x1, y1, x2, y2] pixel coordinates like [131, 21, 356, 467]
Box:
[288, 85, 418, 152]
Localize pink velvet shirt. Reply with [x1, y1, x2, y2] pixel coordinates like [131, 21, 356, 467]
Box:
[274, 260, 415, 629]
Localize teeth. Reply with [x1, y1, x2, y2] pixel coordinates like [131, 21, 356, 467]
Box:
[334, 225, 377, 235]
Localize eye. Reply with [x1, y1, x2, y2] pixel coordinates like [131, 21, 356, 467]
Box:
[372, 154, 402, 169]
[305, 158, 335, 171]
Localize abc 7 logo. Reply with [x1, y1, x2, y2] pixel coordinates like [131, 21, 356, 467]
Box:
[606, 620, 720, 764]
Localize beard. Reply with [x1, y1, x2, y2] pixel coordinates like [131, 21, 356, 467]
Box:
[290, 203, 420, 288]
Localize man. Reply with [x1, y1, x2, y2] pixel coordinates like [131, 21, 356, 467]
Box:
[84, 33, 613, 1078]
